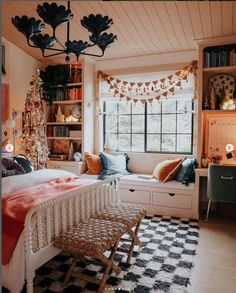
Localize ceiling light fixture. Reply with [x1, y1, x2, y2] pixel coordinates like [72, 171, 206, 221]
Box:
[12, 1, 117, 62]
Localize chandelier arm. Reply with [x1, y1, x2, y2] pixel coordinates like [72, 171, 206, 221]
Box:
[80, 51, 104, 58]
[42, 50, 66, 58]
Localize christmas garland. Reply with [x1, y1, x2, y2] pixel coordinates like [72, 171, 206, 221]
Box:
[98, 60, 198, 103]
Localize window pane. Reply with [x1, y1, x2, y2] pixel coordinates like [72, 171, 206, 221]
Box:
[132, 102, 145, 114]
[132, 134, 144, 152]
[119, 115, 131, 133]
[118, 134, 131, 151]
[132, 115, 145, 133]
[147, 134, 160, 152]
[105, 134, 117, 151]
[177, 100, 192, 112]
[105, 116, 117, 133]
[105, 101, 117, 114]
[162, 114, 176, 133]
[177, 113, 192, 133]
[118, 101, 131, 114]
[177, 135, 192, 153]
[147, 100, 161, 114]
[162, 100, 176, 113]
[147, 115, 161, 133]
[161, 135, 175, 152]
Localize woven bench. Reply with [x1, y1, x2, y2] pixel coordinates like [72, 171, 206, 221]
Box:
[93, 203, 147, 263]
[54, 218, 127, 293]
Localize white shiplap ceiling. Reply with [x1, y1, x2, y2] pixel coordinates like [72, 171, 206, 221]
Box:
[2, 1, 236, 62]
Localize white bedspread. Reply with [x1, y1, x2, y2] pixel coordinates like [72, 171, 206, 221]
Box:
[2, 169, 98, 292]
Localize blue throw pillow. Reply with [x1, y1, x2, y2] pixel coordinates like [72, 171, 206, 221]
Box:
[175, 158, 198, 186]
[98, 152, 130, 180]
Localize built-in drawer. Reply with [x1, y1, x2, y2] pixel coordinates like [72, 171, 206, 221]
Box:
[152, 191, 192, 210]
[120, 187, 151, 205]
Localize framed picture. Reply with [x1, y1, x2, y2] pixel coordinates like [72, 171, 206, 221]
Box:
[2, 83, 9, 123]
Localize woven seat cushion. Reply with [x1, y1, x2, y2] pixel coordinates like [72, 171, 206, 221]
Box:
[54, 219, 126, 258]
[94, 203, 146, 229]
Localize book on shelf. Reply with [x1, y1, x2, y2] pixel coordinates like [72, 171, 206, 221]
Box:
[47, 126, 70, 137]
[204, 48, 236, 68]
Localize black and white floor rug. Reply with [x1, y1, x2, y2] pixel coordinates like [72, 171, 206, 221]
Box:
[33, 215, 199, 293]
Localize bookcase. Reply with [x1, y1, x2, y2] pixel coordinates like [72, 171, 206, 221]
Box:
[196, 36, 236, 167]
[43, 60, 95, 175]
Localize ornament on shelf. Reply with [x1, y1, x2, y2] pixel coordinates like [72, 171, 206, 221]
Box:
[209, 85, 216, 110]
[73, 152, 82, 162]
[55, 106, 65, 123]
[203, 90, 210, 109]
[220, 89, 236, 110]
[21, 70, 49, 169]
[68, 142, 74, 161]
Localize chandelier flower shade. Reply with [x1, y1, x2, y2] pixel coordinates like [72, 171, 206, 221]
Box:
[12, 1, 117, 61]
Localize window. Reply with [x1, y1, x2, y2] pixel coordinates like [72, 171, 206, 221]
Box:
[101, 71, 194, 154]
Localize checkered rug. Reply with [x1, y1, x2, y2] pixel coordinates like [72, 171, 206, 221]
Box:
[29, 215, 199, 293]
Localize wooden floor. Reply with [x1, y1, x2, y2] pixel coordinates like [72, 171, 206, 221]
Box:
[191, 213, 236, 293]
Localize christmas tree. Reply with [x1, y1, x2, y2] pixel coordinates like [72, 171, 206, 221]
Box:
[21, 70, 49, 169]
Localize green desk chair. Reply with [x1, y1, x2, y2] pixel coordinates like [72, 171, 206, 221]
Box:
[206, 164, 236, 222]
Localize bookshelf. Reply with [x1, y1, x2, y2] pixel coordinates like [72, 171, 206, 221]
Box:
[196, 36, 236, 167]
[42, 60, 95, 174]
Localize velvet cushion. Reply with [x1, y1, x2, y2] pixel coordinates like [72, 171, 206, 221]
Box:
[98, 152, 130, 180]
[2, 158, 26, 177]
[13, 155, 34, 173]
[85, 153, 102, 175]
[153, 159, 183, 182]
[175, 158, 198, 186]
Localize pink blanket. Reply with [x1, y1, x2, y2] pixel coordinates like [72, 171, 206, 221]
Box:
[2, 177, 84, 265]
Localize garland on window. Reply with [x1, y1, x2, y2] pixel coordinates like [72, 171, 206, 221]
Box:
[98, 60, 198, 103]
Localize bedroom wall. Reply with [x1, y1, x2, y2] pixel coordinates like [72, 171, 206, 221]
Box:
[2, 37, 40, 154]
[95, 50, 198, 174]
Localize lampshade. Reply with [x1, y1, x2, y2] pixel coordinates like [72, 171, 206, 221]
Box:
[6, 119, 16, 129]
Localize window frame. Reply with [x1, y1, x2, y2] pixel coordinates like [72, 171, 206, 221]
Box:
[103, 99, 194, 155]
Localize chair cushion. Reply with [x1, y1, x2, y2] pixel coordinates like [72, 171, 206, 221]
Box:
[54, 219, 127, 258]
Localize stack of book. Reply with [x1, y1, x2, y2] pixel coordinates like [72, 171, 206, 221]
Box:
[47, 126, 70, 137]
[204, 48, 236, 68]
[52, 87, 82, 101]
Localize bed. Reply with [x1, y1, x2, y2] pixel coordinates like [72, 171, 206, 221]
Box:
[2, 169, 120, 293]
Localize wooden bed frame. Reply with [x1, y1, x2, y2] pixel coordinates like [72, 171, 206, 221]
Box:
[23, 176, 120, 293]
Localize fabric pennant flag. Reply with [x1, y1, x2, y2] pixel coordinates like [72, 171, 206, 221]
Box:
[116, 79, 121, 84]
[114, 89, 119, 95]
[133, 98, 139, 104]
[153, 80, 158, 86]
[160, 78, 165, 84]
[167, 75, 173, 80]
[141, 99, 146, 104]
[123, 81, 128, 86]
[137, 82, 143, 87]
[155, 95, 160, 100]
[126, 97, 132, 102]
[176, 81, 181, 87]
[109, 76, 115, 81]
[175, 70, 182, 77]
[162, 91, 168, 97]
[130, 82, 135, 87]
[145, 82, 150, 87]
[148, 98, 153, 104]
[169, 87, 175, 93]
[120, 93, 125, 98]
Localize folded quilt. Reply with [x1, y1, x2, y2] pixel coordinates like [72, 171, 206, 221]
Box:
[2, 177, 83, 265]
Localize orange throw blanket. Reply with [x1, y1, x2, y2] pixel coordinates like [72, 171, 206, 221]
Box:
[2, 177, 84, 265]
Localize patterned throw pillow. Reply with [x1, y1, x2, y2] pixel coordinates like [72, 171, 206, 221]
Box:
[98, 152, 130, 180]
[85, 153, 102, 175]
[2, 158, 26, 177]
[153, 159, 183, 183]
[175, 158, 198, 186]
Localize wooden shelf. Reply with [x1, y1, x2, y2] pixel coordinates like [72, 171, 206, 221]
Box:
[53, 100, 82, 104]
[47, 137, 82, 140]
[202, 110, 236, 113]
[50, 82, 82, 88]
[203, 66, 236, 73]
[46, 122, 82, 125]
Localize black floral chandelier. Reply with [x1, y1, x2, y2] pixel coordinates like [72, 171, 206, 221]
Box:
[12, 1, 117, 61]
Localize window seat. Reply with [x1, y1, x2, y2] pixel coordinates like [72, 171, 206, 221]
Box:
[119, 174, 198, 219]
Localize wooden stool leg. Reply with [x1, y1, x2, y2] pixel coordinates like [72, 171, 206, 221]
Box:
[98, 239, 121, 293]
[63, 257, 78, 287]
[127, 219, 142, 263]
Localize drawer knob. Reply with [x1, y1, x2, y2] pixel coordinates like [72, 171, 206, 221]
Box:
[169, 193, 175, 196]
[129, 189, 135, 192]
